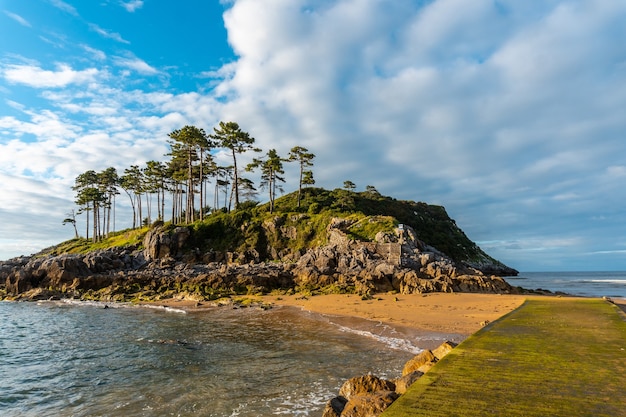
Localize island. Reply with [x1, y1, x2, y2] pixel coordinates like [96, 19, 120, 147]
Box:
[0, 187, 519, 303]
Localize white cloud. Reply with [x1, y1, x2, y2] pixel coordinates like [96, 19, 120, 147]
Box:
[606, 166, 626, 178]
[4, 10, 32, 27]
[89, 23, 130, 44]
[3, 0, 626, 271]
[113, 56, 158, 75]
[81, 44, 107, 61]
[0, 110, 80, 143]
[48, 0, 79, 16]
[121, 0, 144, 12]
[211, 0, 626, 271]
[2, 63, 100, 88]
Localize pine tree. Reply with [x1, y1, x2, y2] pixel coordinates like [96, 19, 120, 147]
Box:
[210, 121, 259, 210]
[288, 146, 315, 208]
[247, 149, 285, 213]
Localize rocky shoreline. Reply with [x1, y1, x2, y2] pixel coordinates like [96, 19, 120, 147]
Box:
[1, 222, 519, 302]
[322, 341, 458, 417]
[0, 222, 527, 417]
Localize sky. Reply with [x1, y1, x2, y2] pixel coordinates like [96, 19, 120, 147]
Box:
[1, 0, 626, 272]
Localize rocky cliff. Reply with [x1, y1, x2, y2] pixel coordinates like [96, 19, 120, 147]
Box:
[0, 220, 518, 302]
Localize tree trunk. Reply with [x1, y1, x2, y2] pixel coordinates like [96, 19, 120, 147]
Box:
[232, 149, 239, 209]
[92, 202, 98, 243]
[298, 164, 303, 207]
[199, 148, 204, 220]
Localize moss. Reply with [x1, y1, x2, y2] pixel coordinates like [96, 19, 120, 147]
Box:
[346, 215, 398, 241]
[319, 283, 356, 295]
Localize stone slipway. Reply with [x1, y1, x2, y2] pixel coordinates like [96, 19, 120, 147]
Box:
[382, 298, 626, 417]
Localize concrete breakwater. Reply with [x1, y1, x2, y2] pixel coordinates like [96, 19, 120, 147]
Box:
[383, 298, 626, 417]
[323, 298, 626, 417]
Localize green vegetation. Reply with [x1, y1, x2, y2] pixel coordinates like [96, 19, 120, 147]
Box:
[38, 227, 149, 257]
[345, 215, 398, 241]
[168, 186, 501, 266]
[67, 120, 320, 247]
[53, 185, 504, 268]
[62, 119, 502, 268]
[383, 298, 626, 416]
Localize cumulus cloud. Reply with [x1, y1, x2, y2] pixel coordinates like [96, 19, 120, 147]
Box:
[213, 0, 626, 270]
[2, 0, 626, 270]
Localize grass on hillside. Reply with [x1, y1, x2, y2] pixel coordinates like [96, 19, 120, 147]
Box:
[40, 227, 149, 256]
[43, 187, 503, 268]
[184, 187, 494, 264]
[382, 298, 626, 417]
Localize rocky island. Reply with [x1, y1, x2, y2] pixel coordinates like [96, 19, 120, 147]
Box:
[0, 188, 519, 302]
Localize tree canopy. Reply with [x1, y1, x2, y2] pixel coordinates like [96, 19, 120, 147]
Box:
[66, 120, 377, 241]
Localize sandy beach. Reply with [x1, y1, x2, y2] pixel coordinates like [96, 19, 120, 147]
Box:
[152, 292, 529, 335]
[263, 293, 528, 335]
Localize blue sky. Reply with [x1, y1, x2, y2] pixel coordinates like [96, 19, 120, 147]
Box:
[1, 0, 626, 272]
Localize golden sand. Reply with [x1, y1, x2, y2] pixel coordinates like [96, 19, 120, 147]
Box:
[262, 293, 527, 335]
[151, 292, 528, 335]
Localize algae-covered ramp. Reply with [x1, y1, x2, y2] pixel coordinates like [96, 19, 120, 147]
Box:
[383, 298, 626, 417]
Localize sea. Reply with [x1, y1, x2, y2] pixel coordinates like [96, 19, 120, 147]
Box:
[505, 271, 626, 299]
[0, 300, 455, 417]
[2, 271, 624, 417]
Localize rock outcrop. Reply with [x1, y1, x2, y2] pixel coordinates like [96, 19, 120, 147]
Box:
[290, 222, 515, 296]
[1, 222, 519, 301]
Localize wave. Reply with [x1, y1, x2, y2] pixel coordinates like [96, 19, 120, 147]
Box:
[138, 304, 188, 314]
[35, 298, 188, 314]
[287, 306, 453, 355]
[333, 322, 424, 354]
[586, 279, 626, 285]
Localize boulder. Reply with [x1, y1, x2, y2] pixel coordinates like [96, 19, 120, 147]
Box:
[394, 371, 424, 395]
[5, 268, 36, 295]
[322, 396, 348, 417]
[402, 350, 436, 376]
[416, 361, 436, 373]
[339, 375, 396, 400]
[432, 341, 458, 360]
[340, 391, 399, 417]
[143, 226, 190, 261]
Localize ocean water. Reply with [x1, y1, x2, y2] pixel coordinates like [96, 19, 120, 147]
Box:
[0, 301, 456, 417]
[505, 271, 626, 299]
